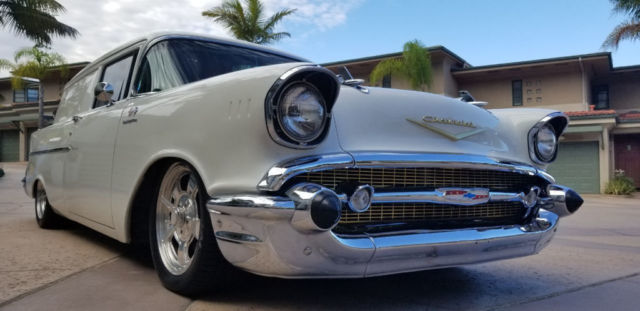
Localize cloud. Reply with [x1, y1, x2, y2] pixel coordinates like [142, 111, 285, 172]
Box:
[264, 0, 363, 31]
[0, 0, 363, 76]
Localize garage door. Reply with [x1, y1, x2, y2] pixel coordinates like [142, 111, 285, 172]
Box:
[0, 130, 20, 162]
[547, 141, 600, 193]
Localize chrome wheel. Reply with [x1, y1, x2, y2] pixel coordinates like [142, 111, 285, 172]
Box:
[35, 183, 47, 220]
[156, 163, 202, 275]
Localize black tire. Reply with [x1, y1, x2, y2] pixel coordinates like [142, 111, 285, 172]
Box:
[149, 162, 235, 297]
[34, 181, 66, 229]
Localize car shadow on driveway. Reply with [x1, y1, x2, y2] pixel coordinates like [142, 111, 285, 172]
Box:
[194, 267, 493, 310]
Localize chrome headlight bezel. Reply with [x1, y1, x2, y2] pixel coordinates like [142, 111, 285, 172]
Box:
[527, 112, 568, 164]
[265, 65, 340, 149]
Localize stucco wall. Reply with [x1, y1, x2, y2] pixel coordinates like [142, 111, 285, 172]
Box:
[456, 69, 586, 110]
[607, 73, 640, 111]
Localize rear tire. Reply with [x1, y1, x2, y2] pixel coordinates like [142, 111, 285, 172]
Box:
[34, 181, 66, 229]
[149, 162, 234, 297]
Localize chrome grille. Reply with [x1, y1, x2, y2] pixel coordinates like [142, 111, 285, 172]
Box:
[294, 167, 541, 192]
[339, 201, 524, 224]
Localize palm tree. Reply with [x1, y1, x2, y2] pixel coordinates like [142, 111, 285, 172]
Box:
[603, 0, 640, 49]
[0, 0, 78, 46]
[202, 0, 295, 44]
[0, 46, 67, 127]
[370, 40, 433, 91]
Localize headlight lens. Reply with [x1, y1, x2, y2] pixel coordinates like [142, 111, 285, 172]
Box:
[278, 82, 327, 142]
[535, 124, 557, 162]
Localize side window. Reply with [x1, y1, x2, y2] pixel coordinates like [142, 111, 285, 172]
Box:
[95, 54, 135, 108]
[54, 69, 99, 123]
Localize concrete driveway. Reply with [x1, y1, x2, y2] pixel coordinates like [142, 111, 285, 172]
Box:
[1, 162, 639, 311]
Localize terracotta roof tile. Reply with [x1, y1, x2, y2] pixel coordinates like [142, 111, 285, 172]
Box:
[618, 111, 640, 120]
[564, 110, 616, 117]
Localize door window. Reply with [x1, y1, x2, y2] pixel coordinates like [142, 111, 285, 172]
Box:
[95, 55, 135, 108]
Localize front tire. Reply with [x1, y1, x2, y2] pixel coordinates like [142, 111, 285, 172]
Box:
[34, 181, 66, 229]
[149, 162, 233, 297]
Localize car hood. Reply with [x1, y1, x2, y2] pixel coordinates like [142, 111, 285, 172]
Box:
[331, 86, 556, 168]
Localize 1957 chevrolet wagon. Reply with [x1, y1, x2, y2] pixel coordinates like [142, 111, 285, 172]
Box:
[24, 32, 583, 296]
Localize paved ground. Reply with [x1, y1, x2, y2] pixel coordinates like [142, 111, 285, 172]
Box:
[1, 162, 639, 310]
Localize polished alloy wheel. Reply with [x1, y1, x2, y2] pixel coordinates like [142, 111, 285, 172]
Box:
[35, 183, 47, 220]
[156, 164, 202, 275]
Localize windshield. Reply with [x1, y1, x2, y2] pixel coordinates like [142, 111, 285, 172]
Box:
[136, 39, 299, 93]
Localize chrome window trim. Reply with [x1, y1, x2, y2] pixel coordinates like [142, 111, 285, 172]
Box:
[257, 152, 556, 192]
[527, 112, 568, 164]
[264, 65, 339, 149]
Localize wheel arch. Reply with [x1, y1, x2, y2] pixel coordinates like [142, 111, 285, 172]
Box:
[124, 154, 208, 246]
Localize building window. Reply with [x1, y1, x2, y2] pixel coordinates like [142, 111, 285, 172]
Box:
[512, 80, 523, 106]
[592, 85, 609, 110]
[382, 74, 391, 88]
[13, 87, 39, 103]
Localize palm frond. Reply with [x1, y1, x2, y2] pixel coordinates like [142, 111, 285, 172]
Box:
[369, 58, 405, 86]
[602, 20, 640, 48]
[402, 40, 432, 90]
[369, 39, 433, 91]
[0, 58, 16, 71]
[263, 8, 296, 32]
[0, 0, 78, 45]
[4, 45, 67, 89]
[610, 0, 640, 19]
[202, 0, 294, 44]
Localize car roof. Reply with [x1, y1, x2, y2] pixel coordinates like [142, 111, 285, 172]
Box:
[69, 31, 308, 86]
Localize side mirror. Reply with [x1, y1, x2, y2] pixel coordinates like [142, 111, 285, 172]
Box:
[94, 82, 114, 103]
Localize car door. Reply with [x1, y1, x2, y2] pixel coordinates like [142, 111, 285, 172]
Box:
[64, 48, 139, 227]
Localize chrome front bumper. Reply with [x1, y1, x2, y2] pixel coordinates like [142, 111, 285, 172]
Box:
[207, 196, 559, 278]
[206, 153, 579, 278]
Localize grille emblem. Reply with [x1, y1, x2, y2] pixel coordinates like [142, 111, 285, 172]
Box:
[437, 188, 490, 205]
[407, 116, 485, 141]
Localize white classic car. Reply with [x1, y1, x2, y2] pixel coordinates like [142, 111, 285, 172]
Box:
[24, 32, 583, 296]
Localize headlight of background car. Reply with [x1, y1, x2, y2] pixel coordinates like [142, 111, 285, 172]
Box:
[277, 82, 327, 142]
[534, 124, 557, 162]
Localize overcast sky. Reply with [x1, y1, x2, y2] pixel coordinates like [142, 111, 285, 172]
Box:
[1, 0, 639, 77]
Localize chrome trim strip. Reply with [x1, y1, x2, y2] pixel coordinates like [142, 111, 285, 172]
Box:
[29, 146, 72, 156]
[257, 152, 555, 192]
[257, 153, 354, 191]
[373, 190, 525, 206]
[208, 195, 295, 210]
[212, 189, 529, 210]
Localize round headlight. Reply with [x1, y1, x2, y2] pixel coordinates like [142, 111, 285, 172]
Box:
[277, 82, 327, 143]
[535, 124, 557, 162]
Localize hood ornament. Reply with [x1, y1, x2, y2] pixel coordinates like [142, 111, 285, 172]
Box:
[407, 115, 485, 141]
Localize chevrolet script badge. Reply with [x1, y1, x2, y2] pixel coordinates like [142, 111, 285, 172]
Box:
[407, 115, 485, 141]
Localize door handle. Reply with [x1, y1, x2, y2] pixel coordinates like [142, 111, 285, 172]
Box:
[72, 115, 82, 123]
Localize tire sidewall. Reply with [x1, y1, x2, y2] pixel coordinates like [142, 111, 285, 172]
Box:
[148, 162, 217, 294]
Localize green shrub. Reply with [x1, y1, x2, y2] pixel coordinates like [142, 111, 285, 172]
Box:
[605, 170, 636, 195]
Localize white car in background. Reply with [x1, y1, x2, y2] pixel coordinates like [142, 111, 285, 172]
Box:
[23, 32, 583, 296]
